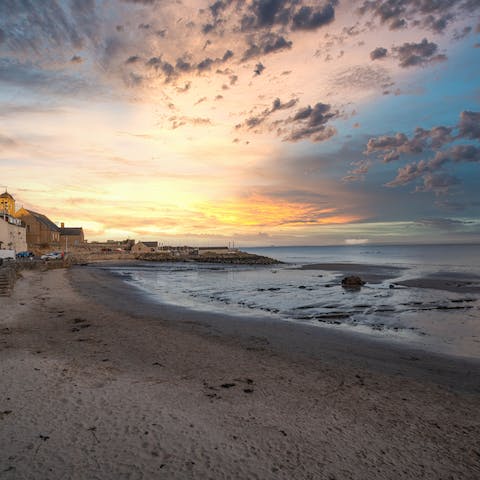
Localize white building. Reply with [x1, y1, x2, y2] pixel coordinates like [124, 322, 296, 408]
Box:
[0, 213, 27, 253]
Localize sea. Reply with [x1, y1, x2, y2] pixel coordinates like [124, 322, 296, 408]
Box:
[103, 244, 480, 359]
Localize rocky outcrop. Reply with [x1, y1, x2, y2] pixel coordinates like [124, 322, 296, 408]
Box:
[135, 252, 281, 265]
[341, 276, 365, 289]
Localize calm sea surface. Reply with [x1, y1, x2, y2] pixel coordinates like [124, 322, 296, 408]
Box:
[104, 244, 480, 359]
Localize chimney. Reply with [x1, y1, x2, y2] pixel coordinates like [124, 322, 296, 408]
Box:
[61, 222, 65, 228]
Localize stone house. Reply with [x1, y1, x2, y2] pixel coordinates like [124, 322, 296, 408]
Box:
[131, 241, 159, 254]
[15, 208, 60, 249]
[59, 223, 85, 250]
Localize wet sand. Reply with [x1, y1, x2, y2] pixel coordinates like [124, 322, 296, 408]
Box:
[299, 262, 406, 283]
[396, 271, 480, 294]
[300, 262, 480, 293]
[1, 266, 480, 479]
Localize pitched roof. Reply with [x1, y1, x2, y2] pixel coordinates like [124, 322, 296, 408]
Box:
[60, 227, 83, 236]
[24, 209, 60, 232]
[139, 241, 158, 248]
[0, 191, 14, 199]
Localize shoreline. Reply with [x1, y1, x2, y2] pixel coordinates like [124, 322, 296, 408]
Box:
[71, 264, 480, 392]
[1, 267, 480, 478]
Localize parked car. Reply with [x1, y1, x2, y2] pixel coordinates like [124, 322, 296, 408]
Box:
[16, 251, 35, 259]
[40, 251, 64, 261]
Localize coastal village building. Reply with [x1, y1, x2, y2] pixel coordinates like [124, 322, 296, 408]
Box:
[0, 191, 27, 253]
[0, 213, 27, 253]
[15, 208, 60, 249]
[0, 191, 16, 217]
[132, 241, 158, 254]
[59, 223, 85, 250]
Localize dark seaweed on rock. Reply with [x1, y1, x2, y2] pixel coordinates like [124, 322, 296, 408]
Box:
[135, 252, 281, 265]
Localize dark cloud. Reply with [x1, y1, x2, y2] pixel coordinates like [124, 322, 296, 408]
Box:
[385, 144, 480, 189]
[284, 102, 338, 142]
[239, 97, 298, 130]
[204, 0, 337, 35]
[452, 25, 472, 40]
[364, 111, 480, 193]
[175, 58, 193, 72]
[242, 33, 292, 61]
[370, 47, 388, 60]
[392, 38, 446, 68]
[357, 0, 480, 34]
[146, 49, 233, 82]
[126, 55, 141, 64]
[0, 28, 5, 44]
[254, 62, 265, 75]
[70, 55, 83, 64]
[210, 1, 229, 18]
[197, 57, 214, 71]
[366, 126, 453, 162]
[291, 3, 335, 31]
[458, 111, 480, 139]
[416, 173, 460, 194]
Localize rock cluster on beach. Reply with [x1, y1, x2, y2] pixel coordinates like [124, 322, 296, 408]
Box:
[134, 252, 281, 265]
[341, 276, 366, 289]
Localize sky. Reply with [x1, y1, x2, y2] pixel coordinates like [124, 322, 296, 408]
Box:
[0, 0, 479, 246]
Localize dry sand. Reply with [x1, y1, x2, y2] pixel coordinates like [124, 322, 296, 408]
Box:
[1, 267, 480, 479]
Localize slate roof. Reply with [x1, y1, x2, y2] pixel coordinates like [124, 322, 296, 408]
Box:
[139, 241, 158, 248]
[0, 191, 14, 199]
[60, 227, 83, 236]
[25, 209, 60, 232]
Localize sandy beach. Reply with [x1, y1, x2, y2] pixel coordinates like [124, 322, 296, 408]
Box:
[1, 266, 480, 479]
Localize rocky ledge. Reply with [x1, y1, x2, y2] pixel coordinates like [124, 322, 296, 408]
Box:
[135, 252, 281, 265]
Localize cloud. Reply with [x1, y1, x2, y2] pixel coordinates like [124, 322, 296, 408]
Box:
[385, 145, 480, 189]
[458, 111, 480, 139]
[363, 111, 480, 193]
[0, 0, 97, 53]
[370, 47, 388, 60]
[392, 38, 447, 68]
[242, 33, 292, 61]
[414, 217, 474, 229]
[357, 0, 480, 33]
[345, 238, 369, 245]
[291, 4, 336, 31]
[70, 55, 83, 64]
[416, 172, 460, 194]
[126, 55, 141, 64]
[365, 126, 453, 162]
[0, 58, 103, 97]
[237, 97, 299, 130]
[284, 102, 338, 142]
[169, 116, 212, 129]
[204, 0, 338, 36]
[254, 62, 265, 75]
[332, 65, 393, 92]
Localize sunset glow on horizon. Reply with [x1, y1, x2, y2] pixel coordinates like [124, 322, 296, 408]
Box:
[1, 0, 479, 246]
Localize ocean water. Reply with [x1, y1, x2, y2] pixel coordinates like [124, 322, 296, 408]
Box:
[103, 244, 480, 359]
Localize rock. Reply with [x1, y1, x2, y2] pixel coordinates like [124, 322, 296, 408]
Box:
[341, 276, 365, 289]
